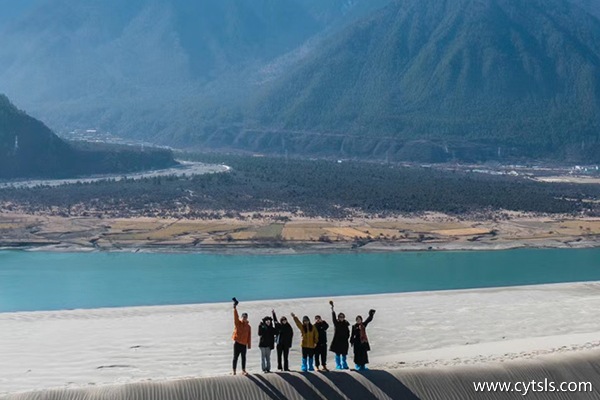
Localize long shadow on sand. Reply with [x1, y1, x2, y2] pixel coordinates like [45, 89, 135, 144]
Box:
[246, 374, 288, 400]
[317, 372, 380, 400]
[360, 370, 421, 400]
[301, 373, 346, 400]
[277, 373, 328, 400]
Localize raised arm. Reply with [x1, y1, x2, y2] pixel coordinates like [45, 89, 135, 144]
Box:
[363, 310, 376, 327]
[272, 309, 278, 323]
[292, 314, 303, 331]
[330, 301, 337, 326]
[234, 307, 241, 328]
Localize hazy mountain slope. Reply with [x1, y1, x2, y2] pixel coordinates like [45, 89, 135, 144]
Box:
[245, 0, 600, 161]
[3, 0, 598, 162]
[0, 94, 75, 178]
[0, 95, 176, 179]
[0, 0, 392, 143]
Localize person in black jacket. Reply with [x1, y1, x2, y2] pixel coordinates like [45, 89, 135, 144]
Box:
[258, 315, 277, 373]
[329, 300, 350, 369]
[272, 309, 293, 371]
[350, 309, 376, 371]
[313, 315, 329, 371]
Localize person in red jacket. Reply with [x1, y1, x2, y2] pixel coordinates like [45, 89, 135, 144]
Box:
[232, 297, 251, 375]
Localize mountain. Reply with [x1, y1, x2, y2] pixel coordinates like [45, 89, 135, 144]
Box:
[246, 0, 600, 162]
[0, 95, 176, 179]
[0, 94, 75, 178]
[2, 0, 600, 163]
[0, 0, 392, 145]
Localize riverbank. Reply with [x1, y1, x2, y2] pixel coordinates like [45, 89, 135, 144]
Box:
[1, 212, 599, 253]
[2, 282, 600, 396]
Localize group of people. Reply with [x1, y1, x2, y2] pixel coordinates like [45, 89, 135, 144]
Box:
[231, 297, 376, 375]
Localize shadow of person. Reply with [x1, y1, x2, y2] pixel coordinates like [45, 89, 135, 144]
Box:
[319, 371, 380, 400]
[245, 374, 287, 400]
[301, 372, 346, 400]
[277, 372, 327, 400]
[360, 370, 421, 400]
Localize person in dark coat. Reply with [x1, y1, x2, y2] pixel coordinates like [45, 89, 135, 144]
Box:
[313, 315, 329, 371]
[272, 309, 293, 371]
[350, 309, 376, 371]
[258, 315, 277, 373]
[329, 300, 350, 369]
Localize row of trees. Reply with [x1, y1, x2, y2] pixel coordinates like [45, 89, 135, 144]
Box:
[0, 153, 599, 218]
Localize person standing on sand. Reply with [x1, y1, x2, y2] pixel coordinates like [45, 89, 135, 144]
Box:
[231, 297, 251, 375]
[272, 309, 293, 371]
[258, 315, 276, 373]
[291, 313, 319, 372]
[350, 309, 376, 371]
[329, 300, 350, 370]
[313, 315, 329, 371]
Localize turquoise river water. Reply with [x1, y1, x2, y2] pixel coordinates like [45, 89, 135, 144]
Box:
[0, 248, 598, 312]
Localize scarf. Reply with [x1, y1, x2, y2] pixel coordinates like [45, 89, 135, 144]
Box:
[358, 323, 368, 344]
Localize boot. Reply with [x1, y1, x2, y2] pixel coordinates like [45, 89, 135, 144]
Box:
[301, 358, 308, 372]
[335, 354, 342, 370]
[341, 355, 349, 370]
[308, 357, 315, 371]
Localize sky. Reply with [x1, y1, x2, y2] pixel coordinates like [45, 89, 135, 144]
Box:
[0, 0, 38, 28]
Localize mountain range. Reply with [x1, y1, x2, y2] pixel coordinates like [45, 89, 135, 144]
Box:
[0, 95, 176, 178]
[1, 0, 599, 162]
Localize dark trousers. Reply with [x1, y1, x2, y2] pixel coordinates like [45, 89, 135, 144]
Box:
[277, 343, 290, 370]
[314, 343, 327, 367]
[302, 347, 315, 358]
[233, 342, 247, 371]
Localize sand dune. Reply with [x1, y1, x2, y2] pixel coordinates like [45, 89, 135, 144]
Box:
[3, 282, 600, 398]
[5, 350, 600, 399]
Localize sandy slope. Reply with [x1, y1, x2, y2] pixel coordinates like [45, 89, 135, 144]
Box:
[2, 282, 600, 396]
[5, 351, 600, 399]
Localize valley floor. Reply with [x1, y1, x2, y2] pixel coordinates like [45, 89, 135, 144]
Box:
[0, 211, 599, 253]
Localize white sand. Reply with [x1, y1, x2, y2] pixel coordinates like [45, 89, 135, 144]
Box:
[2, 282, 600, 396]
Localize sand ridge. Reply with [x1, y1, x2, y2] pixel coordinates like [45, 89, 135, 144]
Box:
[5, 350, 600, 399]
[3, 282, 600, 395]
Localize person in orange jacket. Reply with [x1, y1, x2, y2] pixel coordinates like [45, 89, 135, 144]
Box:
[291, 312, 319, 372]
[232, 297, 251, 375]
